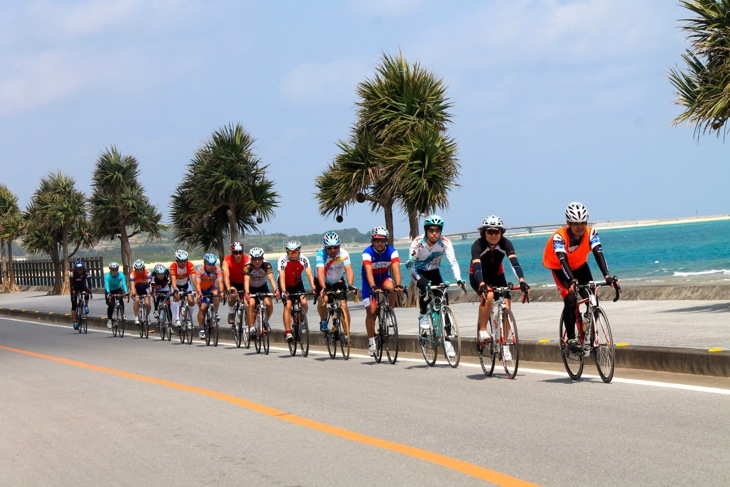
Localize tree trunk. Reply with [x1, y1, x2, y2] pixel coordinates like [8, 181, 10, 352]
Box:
[50, 247, 63, 295]
[383, 201, 395, 246]
[119, 227, 132, 288]
[60, 227, 70, 295]
[226, 207, 238, 244]
[408, 210, 420, 239]
[0, 238, 7, 293]
[7, 240, 19, 292]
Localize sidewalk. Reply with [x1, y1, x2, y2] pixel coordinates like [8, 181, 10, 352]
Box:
[1, 290, 728, 376]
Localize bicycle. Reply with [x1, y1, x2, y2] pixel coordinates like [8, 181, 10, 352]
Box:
[152, 292, 172, 341]
[419, 282, 463, 368]
[477, 284, 527, 379]
[284, 292, 309, 357]
[228, 290, 246, 348]
[135, 292, 151, 339]
[559, 279, 620, 383]
[373, 289, 401, 364]
[109, 292, 128, 338]
[176, 290, 195, 345]
[201, 295, 220, 347]
[322, 288, 354, 360]
[248, 292, 275, 355]
[73, 291, 90, 335]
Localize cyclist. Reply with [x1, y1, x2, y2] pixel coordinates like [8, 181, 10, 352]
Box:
[470, 216, 530, 357]
[170, 249, 196, 329]
[278, 241, 315, 343]
[223, 241, 250, 325]
[406, 214, 465, 358]
[104, 262, 128, 328]
[543, 202, 619, 353]
[150, 263, 171, 319]
[69, 259, 92, 331]
[315, 231, 357, 342]
[130, 259, 152, 326]
[243, 247, 279, 334]
[193, 253, 223, 339]
[361, 226, 403, 357]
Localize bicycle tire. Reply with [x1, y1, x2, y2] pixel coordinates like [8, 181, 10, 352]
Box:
[166, 307, 173, 341]
[183, 307, 193, 345]
[119, 308, 125, 338]
[138, 307, 144, 338]
[559, 315, 584, 380]
[157, 308, 165, 341]
[253, 312, 262, 354]
[262, 309, 270, 355]
[112, 314, 118, 337]
[592, 307, 615, 383]
[479, 317, 496, 376]
[501, 309, 519, 379]
[204, 309, 212, 346]
[443, 307, 461, 368]
[288, 318, 298, 356]
[338, 308, 350, 360]
[374, 313, 384, 363]
[325, 312, 336, 359]
[232, 305, 243, 348]
[143, 308, 149, 339]
[384, 309, 399, 364]
[420, 313, 438, 367]
[177, 306, 186, 344]
[299, 311, 309, 357]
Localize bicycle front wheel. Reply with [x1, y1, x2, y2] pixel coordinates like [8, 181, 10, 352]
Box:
[288, 320, 298, 357]
[299, 312, 309, 357]
[374, 315, 384, 364]
[232, 307, 242, 348]
[212, 321, 219, 347]
[262, 311, 270, 355]
[384, 309, 399, 365]
[479, 318, 497, 376]
[592, 307, 615, 383]
[325, 312, 337, 359]
[443, 307, 461, 368]
[143, 312, 149, 339]
[501, 309, 519, 379]
[183, 308, 193, 345]
[559, 315, 584, 380]
[338, 309, 350, 360]
[420, 314, 438, 367]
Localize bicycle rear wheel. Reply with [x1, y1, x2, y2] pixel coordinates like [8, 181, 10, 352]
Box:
[501, 309, 519, 379]
[338, 309, 350, 360]
[443, 307, 461, 368]
[479, 318, 496, 376]
[559, 315, 584, 380]
[299, 312, 309, 357]
[420, 314, 438, 367]
[592, 307, 615, 383]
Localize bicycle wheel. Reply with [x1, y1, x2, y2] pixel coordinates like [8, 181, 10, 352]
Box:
[183, 308, 193, 345]
[338, 309, 350, 360]
[204, 311, 212, 346]
[501, 309, 519, 379]
[325, 312, 336, 359]
[374, 315, 384, 364]
[177, 307, 186, 344]
[289, 321, 298, 357]
[479, 318, 497, 376]
[299, 312, 309, 357]
[262, 311, 270, 355]
[253, 313, 262, 354]
[143, 310, 149, 339]
[81, 314, 88, 334]
[138, 307, 144, 338]
[119, 311, 125, 338]
[592, 307, 615, 383]
[420, 313, 438, 367]
[382, 309, 397, 364]
[559, 315, 584, 380]
[232, 306, 242, 348]
[443, 307, 461, 368]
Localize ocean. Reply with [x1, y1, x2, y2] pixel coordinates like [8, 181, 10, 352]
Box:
[337, 219, 730, 288]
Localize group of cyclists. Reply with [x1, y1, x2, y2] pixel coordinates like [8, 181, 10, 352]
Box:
[69, 201, 619, 358]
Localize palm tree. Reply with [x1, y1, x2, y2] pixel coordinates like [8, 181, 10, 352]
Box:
[23, 172, 90, 294]
[89, 146, 163, 276]
[316, 52, 459, 241]
[171, 123, 279, 257]
[669, 0, 730, 137]
[0, 184, 22, 293]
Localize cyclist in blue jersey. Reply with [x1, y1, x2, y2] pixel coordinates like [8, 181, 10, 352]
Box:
[315, 232, 357, 340]
[362, 226, 403, 357]
[104, 262, 128, 328]
[406, 215, 465, 358]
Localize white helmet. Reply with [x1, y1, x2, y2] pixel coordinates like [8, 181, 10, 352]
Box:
[565, 202, 589, 223]
[371, 226, 389, 239]
[479, 215, 505, 232]
[249, 247, 264, 259]
[133, 259, 145, 270]
[285, 241, 301, 251]
[175, 249, 188, 261]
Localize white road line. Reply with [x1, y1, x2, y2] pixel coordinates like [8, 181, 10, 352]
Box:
[5, 316, 729, 395]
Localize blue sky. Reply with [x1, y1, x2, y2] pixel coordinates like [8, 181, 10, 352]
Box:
[1, 0, 727, 238]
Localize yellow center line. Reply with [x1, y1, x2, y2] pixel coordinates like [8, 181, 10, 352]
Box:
[1, 344, 539, 487]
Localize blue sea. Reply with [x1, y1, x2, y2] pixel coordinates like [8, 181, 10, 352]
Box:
[339, 219, 730, 288]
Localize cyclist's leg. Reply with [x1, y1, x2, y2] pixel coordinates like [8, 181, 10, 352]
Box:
[283, 297, 292, 333]
[315, 278, 327, 324]
[70, 291, 78, 324]
[264, 296, 273, 321]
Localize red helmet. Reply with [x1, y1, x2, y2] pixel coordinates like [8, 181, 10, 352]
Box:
[230, 241, 244, 253]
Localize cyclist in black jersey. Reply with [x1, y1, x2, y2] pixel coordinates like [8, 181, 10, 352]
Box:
[69, 260, 92, 330]
[469, 216, 530, 344]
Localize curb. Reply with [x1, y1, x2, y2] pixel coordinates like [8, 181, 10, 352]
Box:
[2, 307, 728, 377]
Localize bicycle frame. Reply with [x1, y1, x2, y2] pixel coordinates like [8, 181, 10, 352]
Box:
[420, 282, 462, 368]
[74, 291, 89, 334]
[477, 285, 522, 378]
[373, 289, 401, 364]
[323, 288, 351, 360]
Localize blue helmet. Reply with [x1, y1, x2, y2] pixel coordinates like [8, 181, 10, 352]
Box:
[323, 231, 340, 247]
[423, 215, 445, 229]
[203, 253, 217, 265]
[74, 259, 85, 270]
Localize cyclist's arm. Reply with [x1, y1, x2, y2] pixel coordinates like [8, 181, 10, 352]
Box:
[120, 275, 128, 294]
[305, 266, 315, 290]
[592, 244, 610, 279]
[222, 259, 232, 291]
[363, 261, 376, 288]
[443, 239, 463, 282]
[243, 273, 250, 295]
[344, 263, 354, 288]
[391, 257, 402, 286]
[316, 264, 326, 289]
[265, 264, 277, 292]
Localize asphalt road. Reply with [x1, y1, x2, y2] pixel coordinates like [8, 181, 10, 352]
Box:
[2, 315, 729, 486]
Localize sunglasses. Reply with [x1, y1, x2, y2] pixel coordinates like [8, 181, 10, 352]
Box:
[372, 238, 387, 243]
[252, 257, 264, 262]
[426, 227, 441, 233]
[326, 246, 340, 251]
[486, 229, 501, 236]
[232, 251, 244, 255]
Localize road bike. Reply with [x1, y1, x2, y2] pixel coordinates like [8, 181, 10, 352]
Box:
[420, 282, 463, 368]
[373, 289, 401, 364]
[559, 279, 620, 383]
[201, 295, 220, 347]
[285, 292, 309, 357]
[477, 284, 527, 379]
[176, 289, 194, 345]
[152, 292, 172, 341]
[110, 292, 128, 338]
[323, 288, 355, 360]
[135, 293, 150, 339]
[228, 290, 246, 348]
[73, 291, 90, 334]
[248, 292, 275, 355]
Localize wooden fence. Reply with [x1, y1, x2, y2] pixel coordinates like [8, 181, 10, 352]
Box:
[1, 257, 105, 289]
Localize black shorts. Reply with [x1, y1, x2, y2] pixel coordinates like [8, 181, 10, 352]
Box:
[285, 282, 306, 300]
[134, 283, 150, 296]
[230, 282, 245, 292]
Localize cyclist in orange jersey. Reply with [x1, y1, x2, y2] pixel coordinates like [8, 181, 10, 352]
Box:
[130, 259, 152, 326]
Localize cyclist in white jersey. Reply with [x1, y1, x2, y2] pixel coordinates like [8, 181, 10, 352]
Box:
[406, 215, 465, 357]
[315, 232, 356, 338]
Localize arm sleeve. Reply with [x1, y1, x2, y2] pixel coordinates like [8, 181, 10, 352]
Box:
[592, 244, 610, 277]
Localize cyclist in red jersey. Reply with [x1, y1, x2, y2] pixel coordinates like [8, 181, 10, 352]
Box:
[170, 249, 196, 329]
[223, 241, 251, 324]
[277, 240, 315, 342]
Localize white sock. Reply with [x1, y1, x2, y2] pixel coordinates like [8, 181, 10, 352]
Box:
[171, 301, 180, 320]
